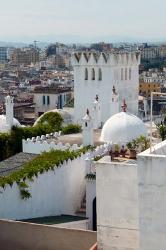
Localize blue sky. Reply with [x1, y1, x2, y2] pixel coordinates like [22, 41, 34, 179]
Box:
[0, 0, 165, 42]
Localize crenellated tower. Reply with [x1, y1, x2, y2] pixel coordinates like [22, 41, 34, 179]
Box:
[72, 51, 140, 124]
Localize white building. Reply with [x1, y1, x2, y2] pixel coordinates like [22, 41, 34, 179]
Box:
[72, 52, 140, 124]
[33, 86, 73, 117]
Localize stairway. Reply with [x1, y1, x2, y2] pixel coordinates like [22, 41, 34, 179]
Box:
[76, 195, 86, 217]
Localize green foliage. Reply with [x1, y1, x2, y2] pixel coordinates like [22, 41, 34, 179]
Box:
[126, 140, 138, 151]
[20, 189, 31, 200]
[93, 155, 102, 161]
[156, 124, 166, 141]
[85, 173, 96, 180]
[0, 147, 90, 199]
[136, 135, 150, 151]
[37, 112, 63, 131]
[62, 124, 81, 134]
[126, 135, 150, 152]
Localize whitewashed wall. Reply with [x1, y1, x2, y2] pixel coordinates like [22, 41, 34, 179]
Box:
[0, 155, 86, 220]
[96, 156, 139, 250]
[138, 140, 166, 250]
[86, 180, 96, 230]
[23, 138, 82, 154]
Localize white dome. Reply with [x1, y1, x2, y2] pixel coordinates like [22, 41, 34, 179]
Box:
[100, 112, 147, 144]
[0, 115, 21, 133]
[34, 109, 73, 126]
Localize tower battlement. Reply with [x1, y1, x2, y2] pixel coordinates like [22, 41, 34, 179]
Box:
[72, 51, 140, 66]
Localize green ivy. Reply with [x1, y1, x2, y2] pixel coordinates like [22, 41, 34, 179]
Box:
[0, 147, 91, 199]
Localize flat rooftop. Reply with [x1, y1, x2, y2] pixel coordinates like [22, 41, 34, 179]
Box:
[46, 129, 103, 146]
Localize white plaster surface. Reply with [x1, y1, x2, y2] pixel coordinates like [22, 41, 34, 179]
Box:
[0, 156, 86, 220]
[138, 141, 166, 250]
[96, 156, 139, 250]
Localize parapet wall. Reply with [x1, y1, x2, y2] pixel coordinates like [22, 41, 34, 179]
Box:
[23, 133, 83, 154]
[0, 219, 97, 250]
[72, 52, 140, 66]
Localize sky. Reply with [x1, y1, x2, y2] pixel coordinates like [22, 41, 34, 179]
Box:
[0, 0, 166, 43]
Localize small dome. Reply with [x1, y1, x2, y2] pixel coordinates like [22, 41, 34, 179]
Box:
[0, 115, 21, 133]
[100, 112, 147, 144]
[34, 109, 73, 126]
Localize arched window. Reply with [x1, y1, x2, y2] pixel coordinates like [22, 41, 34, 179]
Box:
[121, 68, 123, 80]
[85, 68, 88, 80]
[92, 68, 95, 80]
[125, 68, 127, 80]
[129, 68, 131, 80]
[98, 68, 102, 81]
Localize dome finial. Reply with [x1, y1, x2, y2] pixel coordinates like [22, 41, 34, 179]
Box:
[121, 99, 127, 112]
[95, 94, 99, 101]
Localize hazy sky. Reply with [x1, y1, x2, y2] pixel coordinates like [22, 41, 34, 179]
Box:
[0, 0, 165, 42]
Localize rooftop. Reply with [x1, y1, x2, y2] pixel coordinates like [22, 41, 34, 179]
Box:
[0, 152, 36, 176]
[20, 215, 87, 225]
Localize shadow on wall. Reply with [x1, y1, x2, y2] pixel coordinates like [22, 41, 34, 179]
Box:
[0, 219, 97, 250]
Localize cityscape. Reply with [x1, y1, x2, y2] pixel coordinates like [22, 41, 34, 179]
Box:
[0, 0, 166, 250]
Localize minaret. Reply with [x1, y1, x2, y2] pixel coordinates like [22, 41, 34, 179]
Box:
[82, 109, 94, 146]
[5, 95, 14, 129]
[92, 95, 101, 129]
[110, 86, 119, 117]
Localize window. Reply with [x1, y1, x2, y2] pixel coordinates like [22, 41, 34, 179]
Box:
[43, 95, 45, 105]
[47, 96, 50, 105]
[85, 122, 88, 127]
[125, 68, 127, 80]
[121, 68, 123, 80]
[92, 68, 95, 80]
[98, 68, 102, 81]
[85, 68, 88, 80]
[129, 68, 131, 80]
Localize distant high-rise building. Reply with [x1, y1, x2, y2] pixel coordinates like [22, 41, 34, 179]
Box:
[11, 48, 39, 65]
[0, 47, 8, 63]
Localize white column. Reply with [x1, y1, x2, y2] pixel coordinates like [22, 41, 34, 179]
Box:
[82, 109, 94, 146]
[5, 95, 14, 129]
[92, 95, 101, 129]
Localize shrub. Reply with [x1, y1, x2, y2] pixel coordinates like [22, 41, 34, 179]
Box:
[37, 112, 63, 131]
[156, 124, 166, 141]
[62, 124, 81, 134]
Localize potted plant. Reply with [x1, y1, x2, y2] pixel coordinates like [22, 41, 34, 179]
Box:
[126, 139, 138, 159]
[136, 135, 150, 152]
[114, 144, 120, 157]
[120, 145, 127, 158]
